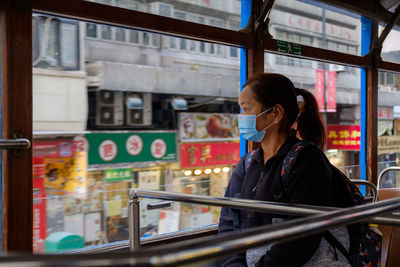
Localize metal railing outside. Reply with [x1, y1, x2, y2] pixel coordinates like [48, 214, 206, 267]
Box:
[378, 166, 400, 189]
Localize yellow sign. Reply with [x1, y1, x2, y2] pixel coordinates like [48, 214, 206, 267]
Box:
[378, 136, 400, 154]
[107, 199, 122, 217]
[44, 152, 87, 195]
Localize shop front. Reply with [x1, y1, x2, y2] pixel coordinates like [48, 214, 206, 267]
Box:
[82, 131, 177, 241]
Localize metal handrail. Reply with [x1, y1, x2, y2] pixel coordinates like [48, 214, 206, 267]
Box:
[144, 196, 400, 266]
[128, 189, 400, 251]
[351, 179, 378, 202]
[1, 197, 400, 266]
[378, 166, 400, 189]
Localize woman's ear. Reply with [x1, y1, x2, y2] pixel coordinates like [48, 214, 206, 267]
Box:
[272, 104, 285, 124]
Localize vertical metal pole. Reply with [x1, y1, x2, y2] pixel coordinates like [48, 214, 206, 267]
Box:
[360, 16, 372, 191]
[240, 0, 252, 157]
[128, 197, 140, 252]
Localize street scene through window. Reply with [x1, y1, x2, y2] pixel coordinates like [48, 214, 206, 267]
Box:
[31, 0, 400, 253]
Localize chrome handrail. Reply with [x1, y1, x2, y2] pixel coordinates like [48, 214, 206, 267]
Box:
[145, 196, 400, 266]
[351, 179, 378, 202]
[128, 189, 400, 251]
[378, 166, 400, 189]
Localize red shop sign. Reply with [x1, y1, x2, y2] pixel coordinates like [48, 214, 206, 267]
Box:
[33, 139, 74, 159]
[180, 142, 240, 168]
[33, 158, 47, 252]
[327, 125, 361, 151]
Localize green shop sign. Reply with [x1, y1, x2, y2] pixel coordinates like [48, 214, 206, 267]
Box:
[104, 168, 132, 182]
[276, 40, 302, 56]
[84, 132, 177, 165]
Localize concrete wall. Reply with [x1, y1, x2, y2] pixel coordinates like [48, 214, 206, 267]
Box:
[33, 68, 88, 131]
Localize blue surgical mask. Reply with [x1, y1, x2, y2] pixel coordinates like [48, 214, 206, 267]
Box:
[238, 107, 274, 142]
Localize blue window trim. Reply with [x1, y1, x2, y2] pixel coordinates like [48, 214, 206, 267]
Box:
[240, 0, 251, 157]
[360, 16, 371, 192]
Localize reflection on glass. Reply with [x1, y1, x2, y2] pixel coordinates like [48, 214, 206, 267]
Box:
[270, 0, 361, 55]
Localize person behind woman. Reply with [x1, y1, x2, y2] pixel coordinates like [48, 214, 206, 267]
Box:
[218, 73, 353, 266]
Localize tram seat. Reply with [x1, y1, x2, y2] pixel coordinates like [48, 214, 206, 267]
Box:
[378, 188, 400, 267]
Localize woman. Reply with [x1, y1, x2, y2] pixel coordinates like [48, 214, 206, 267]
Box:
[218, 73, 352, 266]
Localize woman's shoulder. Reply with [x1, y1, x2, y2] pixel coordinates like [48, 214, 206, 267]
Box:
[289, 140, 329, 165]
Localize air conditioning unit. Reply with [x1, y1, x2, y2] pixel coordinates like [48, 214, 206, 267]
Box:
[329, 64, 346, 72]
[125, 92, 152, 126]
[95, 90, 124, 126]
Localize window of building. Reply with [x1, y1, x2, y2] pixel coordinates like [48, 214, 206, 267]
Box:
[101, 25, 112, 40]
[229, 22, 241, 58]
[115, 27, 126, 42]
[129, 29, 139, 44]
[86, 23, 97, 38]
[33, 15, 79, 70]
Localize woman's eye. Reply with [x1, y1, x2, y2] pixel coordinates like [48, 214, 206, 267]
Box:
[242, 107, 247, 112]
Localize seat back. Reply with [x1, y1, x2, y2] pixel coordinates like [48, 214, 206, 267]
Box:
[378, 188, 400, 267]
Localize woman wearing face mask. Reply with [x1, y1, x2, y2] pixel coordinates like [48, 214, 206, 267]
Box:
[218, 73, 352, 267]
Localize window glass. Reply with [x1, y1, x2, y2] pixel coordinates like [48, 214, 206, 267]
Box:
[33, 14, 241, 253]
[60, 22, 79, 69]
[265, 52, 362, 179]
[129, 29, 139, 44]
[382, 27, 400, 64]
[270, 0, 361, 55]
[33, 15, 79, 70]
[86, 23, 97, 38]
[115, 27, 126, 42]
[101, 25, 112, 40]
[378, 70, 400, 188]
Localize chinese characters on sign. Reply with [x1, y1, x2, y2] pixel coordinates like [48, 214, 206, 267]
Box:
[85, 132, 177, 165]
[326, 71, 337, 112]
[180, 142, 240, 168]
[126, 135, 143, 156]
[315, 69, 325, 111]
[151, 139, 167, 159]
[99, 140, 118, 162]
[327, 125, 361, 150]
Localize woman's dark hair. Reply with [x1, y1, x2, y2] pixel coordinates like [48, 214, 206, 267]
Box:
[243, 73, 326, 149]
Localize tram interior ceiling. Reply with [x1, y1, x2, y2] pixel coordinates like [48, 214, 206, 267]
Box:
[1, 0, 400, 264]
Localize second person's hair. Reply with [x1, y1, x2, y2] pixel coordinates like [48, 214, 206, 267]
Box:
[244, 73, 326, 148]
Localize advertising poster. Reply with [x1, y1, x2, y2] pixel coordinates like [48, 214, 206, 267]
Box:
[44, 152, 87, 196]
[84, 212, 102, 242]
[33, 158, 46, 252]
[179, 113, 239, 142]
[138, 170, 161, 190]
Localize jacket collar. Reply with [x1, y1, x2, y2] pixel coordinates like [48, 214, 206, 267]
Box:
[252, 136, 299, 164]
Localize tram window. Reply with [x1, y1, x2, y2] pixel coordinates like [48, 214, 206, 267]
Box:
[382, 27, 400, 64]
[86, 23, 97, 38]
[270, 0, 361, 55]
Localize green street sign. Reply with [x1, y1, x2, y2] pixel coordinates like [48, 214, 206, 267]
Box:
[84, 132, 177, 165]
[104, 168, 132, 182]
[276, 40, 302, 56]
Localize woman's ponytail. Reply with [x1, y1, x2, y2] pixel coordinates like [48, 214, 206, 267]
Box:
[296, 88, 326, 149]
